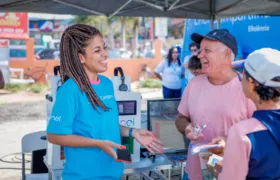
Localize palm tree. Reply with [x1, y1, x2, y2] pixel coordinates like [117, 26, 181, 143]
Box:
[132, 17, 140, 58]
[120, 17, 127, 49]
[74, 15, 116, 48]
[74, 15, 143, 56]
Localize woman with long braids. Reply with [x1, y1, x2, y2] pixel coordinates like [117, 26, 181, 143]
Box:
[47, 24, 164, 180]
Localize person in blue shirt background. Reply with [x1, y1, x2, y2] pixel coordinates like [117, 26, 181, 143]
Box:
[182, 42, 200, 86]
[154, 46, 184, 99]
[47, 24, 164, 180]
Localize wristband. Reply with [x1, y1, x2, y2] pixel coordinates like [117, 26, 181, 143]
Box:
[128, 128, 134, 138]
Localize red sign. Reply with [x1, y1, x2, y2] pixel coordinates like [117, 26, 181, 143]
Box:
[0, 13, 29, 39]
[0, 39, 9, 47]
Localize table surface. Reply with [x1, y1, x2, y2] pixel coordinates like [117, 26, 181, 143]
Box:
[43, 155, 176, 179]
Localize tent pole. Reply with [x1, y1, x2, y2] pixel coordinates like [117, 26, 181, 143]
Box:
[217, 19, 221, 29]
[108, 0, 132, 18]
[52, 0, 105, 15]
[211, 16, 215, 30]
[210, 0, 215, 30]
[170, 0, 203, 11]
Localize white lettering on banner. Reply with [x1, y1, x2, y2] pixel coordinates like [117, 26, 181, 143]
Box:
[248, 15, 270, 20]
[248, 25, 270, 32]
[3, 28, 14, 32]
[50, 116, 61, 122]
[15, 28, 23, 33]
[191, 15, 271, 27]
[222, 16, 246, 25]
[193, 19, 210, 26]
[220, 15, 270, 25]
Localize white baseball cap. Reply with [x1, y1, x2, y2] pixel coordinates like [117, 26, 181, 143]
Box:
[244, 48, 280, 87]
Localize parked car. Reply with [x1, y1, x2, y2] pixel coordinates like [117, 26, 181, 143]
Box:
[35, 49, 60, 60]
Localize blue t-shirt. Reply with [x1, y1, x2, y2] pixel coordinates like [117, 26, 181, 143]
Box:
[47, 75, 124, 180]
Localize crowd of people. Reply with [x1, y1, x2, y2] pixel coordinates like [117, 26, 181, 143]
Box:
[44, 22, 280, 180]
[155, 29, 280, 179]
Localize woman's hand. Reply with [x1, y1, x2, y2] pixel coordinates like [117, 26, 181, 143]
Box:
[208, 136, 226, 154]
[132, 129, 164, 154]
[185, 123, 204, 141]
[99, 140, 126, 159]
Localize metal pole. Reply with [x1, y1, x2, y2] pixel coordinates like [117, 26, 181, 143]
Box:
[217, 19, 221, 29]
[133, 0, 164, 11]
[108, 0, 132, 19]
[211, 17, 214, 30]
[210, 0, 216, 30]
[52, 0, 105, 16]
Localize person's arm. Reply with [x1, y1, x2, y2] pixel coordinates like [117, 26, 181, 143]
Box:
[47, 86, 123, 159]
[232, 60, 244, 69]
[175, 113, 191, 134]
[47, 134, 103, 147]
[218, 125, 251, 180]
[184, 59, 189, 69]
[154, 72, 162, 80]
[120, 125, 131, 137]
[176, 82, 192, 134]
[176, 81, 204, 141]
[154, 60, 165, 81]
[47, 133, 124, 159]
[119, 125, 164, 154]
[181, 66, 185, 78]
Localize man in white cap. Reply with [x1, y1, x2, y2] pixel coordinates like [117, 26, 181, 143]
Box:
[215, 48, 280, 179]
[175, 29, 256, 180]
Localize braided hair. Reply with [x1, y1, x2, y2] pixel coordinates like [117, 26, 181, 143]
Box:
[60, 24, 109, 112]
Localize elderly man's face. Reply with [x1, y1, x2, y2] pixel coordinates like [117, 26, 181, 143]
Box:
[198, 39, 230, 76]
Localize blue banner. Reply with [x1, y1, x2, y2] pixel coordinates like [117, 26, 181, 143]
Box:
[181, 15, 280, 61]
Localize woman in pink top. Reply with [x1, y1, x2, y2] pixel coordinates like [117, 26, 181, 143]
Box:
[215, 48, 280, 180]
[176, 29, 256, 180]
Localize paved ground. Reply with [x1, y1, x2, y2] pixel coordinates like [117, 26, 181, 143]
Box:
[0, 88, 178, 180]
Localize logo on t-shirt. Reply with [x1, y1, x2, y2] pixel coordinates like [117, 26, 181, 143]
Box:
[50, 116, 61, 122]
[86, 95, 114, 105]
[100, 95, 114, 101]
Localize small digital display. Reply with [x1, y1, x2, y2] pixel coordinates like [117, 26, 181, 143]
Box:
[117, 101, 137, 115]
